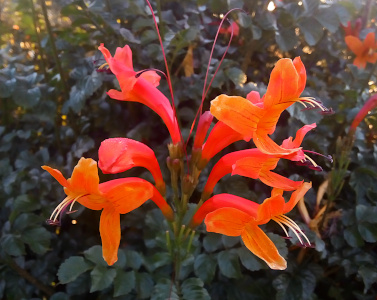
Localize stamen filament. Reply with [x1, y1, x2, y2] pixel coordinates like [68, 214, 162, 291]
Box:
[273, 215, 304, 245]
[278, 214, 311, 246]
[304, 154, 319, 168]
[273, 219, 290, 237]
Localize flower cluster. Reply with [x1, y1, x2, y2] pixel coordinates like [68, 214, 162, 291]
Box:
[43, 37, 332, 269]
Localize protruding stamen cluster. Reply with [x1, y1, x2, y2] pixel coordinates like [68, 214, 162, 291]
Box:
[272, 215, 311, 247]
[296, 97, 334, 115]
[96, 62, 112, 74]
[295, 150, 333, 171]
[46, 195, 83, 226]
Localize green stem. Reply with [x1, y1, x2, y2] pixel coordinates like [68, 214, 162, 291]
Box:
[30, 0, 49, 82]
[39, 0, 69, 99]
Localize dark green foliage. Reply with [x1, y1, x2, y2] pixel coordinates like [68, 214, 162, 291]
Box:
[1, 0, 377, 299]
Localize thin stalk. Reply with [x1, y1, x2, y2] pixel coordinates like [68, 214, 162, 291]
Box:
[39, 0, 69, 99]
[30, 0, 49, 81]
[156, 0, 164, 40]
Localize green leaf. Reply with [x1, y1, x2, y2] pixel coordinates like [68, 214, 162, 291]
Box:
[50, 292, 70, 300]
[9, 195, 41, 222]
[194, 253, 216, 283]
[344, 226, 364, 247]
[315, 8, 340, 33]
[0, 78, 16, 98]
[355, 205, 377, 223]
[71, 136, 94, 158]
[203, 233, 222, 252]
[120, 28, 140, 44]
[217, 250, 242, 279]
[83, 245, 107, 267]
[182, 278, 210, 300]
[22, 227, 51, 255]
[0, 234, 25, 256]
[135, 272, 154, 299]
[225, 67, 247, 86]
[144, 252, 171, 272]
[237, 247, 266, 271]
[126, 250, 143, 270]
[302, 0, 319, 13]
[151, 278, 179, 300]
[298, 18, 324, 46]
[90, 266, 116, 293]
[358, 265, 377, 293]
[113, 269, 135, 297]
[275, 28, 298, 51]
[58, 256, 92, 284]
[13, 86, 41, 108]
[273, 274, 303, 300]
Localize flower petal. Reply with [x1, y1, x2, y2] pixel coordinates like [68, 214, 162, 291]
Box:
[114, 45, 133, 69]
[107, 89, 125, 100]
[281, 123, 316, 149]
[259, 170, 304, 191]
[283, 181, 312, 214]
[253, 133, 301, 156]
[42, 166, 68, 187]
[256, 195, 286, 224]
[241, 223, 287, 270]
[205, 207, 252, 236]
[99, 178, 154, 214]
[68, 158, 100, 195]
[363, 32, 376, 50]
[345, 36, 364, 55]
[100, 207, 120, 265]
[139, 70, 161, 87]
[210, 94, 263, 139]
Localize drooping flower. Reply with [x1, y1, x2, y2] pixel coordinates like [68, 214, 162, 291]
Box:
[98, 44, 181, 144]
[43, 158, 173, 265]
[190, 182, 312, 270]
[98, 138, 166, 195]
[210, 57, 332, 156]
[345, 32, 377, 69]
[201, 124, 316, 200]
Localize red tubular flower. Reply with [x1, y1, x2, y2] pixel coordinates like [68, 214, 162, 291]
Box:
[191, 182, 312, 270]
[342, 19, 362, 37]
[210, 58, 331, 156]
[345, 32, 377, 69]
[350, 94, 377, 132]
[98, 44, 181, 144]
[98, 138, 165, 195]
[42, 158, 173, 265]
[200, 121, 245, 165]
[193, 111, 214, 149]
[202, 124, 316, 198]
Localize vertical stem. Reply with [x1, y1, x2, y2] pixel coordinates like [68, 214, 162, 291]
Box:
[30, 0, 49, 81]
[39, 0, 69, 99]
[104, 0, 112, 12]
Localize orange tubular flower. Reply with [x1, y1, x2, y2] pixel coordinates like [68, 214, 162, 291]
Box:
[98, 44, 181, 144]
[98, 138, 165, 195]
[193, 111, 214, 150]
[210, 58, 331, 156]
[202, 124, 316, 199]
[345, 32, 377, 69]
[42, 158, 173, 265]
[191, 182, 312, 270]
[200, 121, 245, 166]
[350, 94, 377, 133]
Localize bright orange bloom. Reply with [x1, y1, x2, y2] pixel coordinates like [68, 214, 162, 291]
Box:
[345, 32, 377, 69]
[210, 58, 331, 156]
[191, 182, 312, 270]
[98, 138, 165, 195]
[202, 124, 316, 199]
[98, 44, 181, 144]
[42, 158, 173, 265]
[350, 94, 377, 133]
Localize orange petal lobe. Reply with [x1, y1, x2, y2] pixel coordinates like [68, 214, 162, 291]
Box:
[256, 195, 286, 224]
[100, 207, 120, 265]
[259, 171, 303, 191]
[205, 207, 252, 236]
[345, 36, 364, 55]
[241, 223, 287, 270]
[113, 45, 133, 69]
[107, 89, 125, 100]
[99, 178, 154, 214]
[283, 181, 312, 214]
[210, 94, 263, 139]
[253, 133, 301, 156]
[68, 158, 100, 195]
[42, 166, 68, 187]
